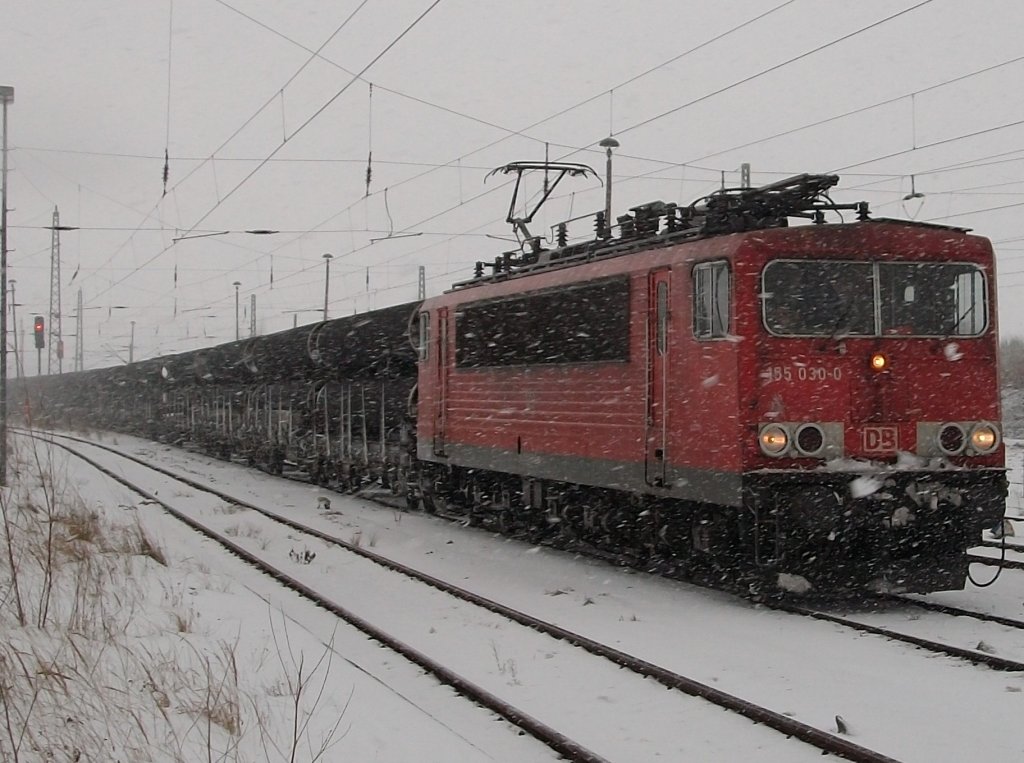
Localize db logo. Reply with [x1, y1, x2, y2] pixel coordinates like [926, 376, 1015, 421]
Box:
[862, 425, 898, 454]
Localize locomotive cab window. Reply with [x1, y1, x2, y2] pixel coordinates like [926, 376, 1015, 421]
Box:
[764, 260, 874, 336]
[693, 261, 730, 339]
[878, 263, 987, 336]
[763, 259, 988, 337]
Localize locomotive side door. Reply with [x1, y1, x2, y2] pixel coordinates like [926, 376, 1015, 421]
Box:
[433, 307, 449, 456]
[646, 270, 670, 486]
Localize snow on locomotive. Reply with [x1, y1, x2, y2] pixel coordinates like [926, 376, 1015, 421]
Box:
[413, 170, 1005, 593]
[20, 170, 1006, 595]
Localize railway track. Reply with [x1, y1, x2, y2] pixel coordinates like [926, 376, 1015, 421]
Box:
[772, 600, 1024, 672]
[29, 428, 901, 763]
[31, 431, 603, 763]
[881, 593, 1024, 632]
[764, 546, 1024, 671]
[40, 430, 1024, 667]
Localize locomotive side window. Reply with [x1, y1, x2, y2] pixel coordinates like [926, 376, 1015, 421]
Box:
[763, 260, 988, 337]
[417, 311, 430, 360]
[455, 278, 629, 367]
[693, 261, 730, 339]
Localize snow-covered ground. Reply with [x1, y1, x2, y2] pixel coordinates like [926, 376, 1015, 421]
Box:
[6, 428, 1021, 761]
[1, 434, 567, 762]
[32, 434, 839, 761]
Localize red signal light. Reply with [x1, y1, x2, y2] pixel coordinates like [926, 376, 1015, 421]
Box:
[33, 316, 45, 349]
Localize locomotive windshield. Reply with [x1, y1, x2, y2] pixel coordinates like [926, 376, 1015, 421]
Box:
[762, 260, 987, 337]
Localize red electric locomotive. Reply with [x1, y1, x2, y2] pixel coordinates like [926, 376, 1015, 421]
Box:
[413, 170, 1006, 594]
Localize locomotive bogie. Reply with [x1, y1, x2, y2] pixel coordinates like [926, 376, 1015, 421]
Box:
[743, 467, 1004, 592]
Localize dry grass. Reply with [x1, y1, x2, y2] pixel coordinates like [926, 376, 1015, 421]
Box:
[136, 520, 169, 566]
[489, 641, 521, 686]
[0, 431, 350, 761]
[178, 640, 243, 739]
[223, 523, 263, 541]
[173, 609, 195, 634]
[58, 506, 104, 546]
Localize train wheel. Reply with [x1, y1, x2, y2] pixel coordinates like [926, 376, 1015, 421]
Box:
[419, 475, 437, 514]
[495, 509, 514, 534]
[559, 505, 583, 542]
[346, 471, 361, 493]
[394, 467, 414, 510]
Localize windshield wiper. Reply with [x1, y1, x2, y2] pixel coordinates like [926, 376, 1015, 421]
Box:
[942, 304, 976, 339]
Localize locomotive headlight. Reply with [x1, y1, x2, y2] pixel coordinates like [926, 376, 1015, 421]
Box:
[759, 424, 790, 456]
[794, 423, 826, 457]
[969, 423, 999, 454]
[869, 353, 888, 372]
[937, 423, 967, 455]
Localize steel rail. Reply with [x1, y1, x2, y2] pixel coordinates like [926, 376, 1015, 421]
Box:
[880, 593, 1024, 631]
[32, 432, 609, 763]
[772, 601, 1024, 672]
[32, 428, 902, 763]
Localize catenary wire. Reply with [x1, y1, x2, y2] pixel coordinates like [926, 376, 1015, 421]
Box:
[119, 4, 804, 318]
[83, 0, 1012, 344]
[76, 0, 376, 292]
[85, 0, 439, 305]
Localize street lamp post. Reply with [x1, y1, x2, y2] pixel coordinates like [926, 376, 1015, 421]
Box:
[598, 136, 619, 238]
[233, 281, 241, 341]
[322, 254, 333, 321]
[0, 84, 14, 485]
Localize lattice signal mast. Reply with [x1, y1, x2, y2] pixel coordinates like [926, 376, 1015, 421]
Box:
[48, 206, 63, 374]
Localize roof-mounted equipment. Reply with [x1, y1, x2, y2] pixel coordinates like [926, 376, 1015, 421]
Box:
[487, 161, 599, 245]
[694, 173, 869, 234]
[458, 171, 877, 289]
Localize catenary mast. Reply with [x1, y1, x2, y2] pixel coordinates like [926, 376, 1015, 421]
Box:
[48, 206, 63, 374]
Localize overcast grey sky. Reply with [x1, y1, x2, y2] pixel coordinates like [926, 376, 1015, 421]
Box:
[4, 0, 1024, 369]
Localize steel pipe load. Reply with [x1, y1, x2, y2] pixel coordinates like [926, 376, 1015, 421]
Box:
[239, 324, 318, 382]
[192, 343, 247, 385]
[157, 353, 191, 386]
[307, 301, 419, 380]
